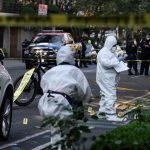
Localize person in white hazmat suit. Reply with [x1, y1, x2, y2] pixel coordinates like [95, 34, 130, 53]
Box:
[38, 45, 93, 148]
[96, 35, 127, 122]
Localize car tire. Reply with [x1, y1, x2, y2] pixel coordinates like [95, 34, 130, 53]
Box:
[0, 94, 12, 141]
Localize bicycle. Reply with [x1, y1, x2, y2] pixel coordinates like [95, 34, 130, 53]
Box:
[14, 50, 48, 106]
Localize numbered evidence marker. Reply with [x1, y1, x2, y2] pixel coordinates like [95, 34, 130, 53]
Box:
[88, 107, 92, 112]
[23, 118, 28, 125]
[88, 107, 95, 116]
[90, 110, 95, 116]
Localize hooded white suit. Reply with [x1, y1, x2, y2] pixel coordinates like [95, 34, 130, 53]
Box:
[96, 36, 127, 121]
[38, 45, 93, 146]
[40, 45, 92, 106]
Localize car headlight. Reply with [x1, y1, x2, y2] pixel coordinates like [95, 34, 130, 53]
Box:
[35, 49, 43, 54]
[44, 52, 47, 55]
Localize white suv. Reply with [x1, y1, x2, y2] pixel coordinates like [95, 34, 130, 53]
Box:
[0, 49, 13, 140]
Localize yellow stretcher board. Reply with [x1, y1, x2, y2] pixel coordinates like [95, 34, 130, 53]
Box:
[13, 68, 35, 102]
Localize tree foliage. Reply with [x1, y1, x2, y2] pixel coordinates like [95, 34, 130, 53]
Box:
[69, 0, 144, 16]
[3, 0, 150, 15]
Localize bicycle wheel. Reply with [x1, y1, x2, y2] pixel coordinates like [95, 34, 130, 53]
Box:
[14, 75, 38, 106]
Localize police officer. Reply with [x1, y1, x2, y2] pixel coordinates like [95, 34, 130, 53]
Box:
[80, 38, 88, 68]
[126, 39, 139, 75]
[140, 34, 150, 75]
[22, 39, 30, 62]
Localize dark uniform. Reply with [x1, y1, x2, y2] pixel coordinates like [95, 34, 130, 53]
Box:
[126, 40, 139, 75]
[22, 39, 31, 62]
[140, 37, 150, 75]
[80, 40, 88, 68]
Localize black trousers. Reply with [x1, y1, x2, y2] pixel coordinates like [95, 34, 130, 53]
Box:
[140, 61, 150, 75]
[128, 61, 138, 73]
[80, 53, 87, 67]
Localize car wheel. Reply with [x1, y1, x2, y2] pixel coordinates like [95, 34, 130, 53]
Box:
[0, 95, 12, 140]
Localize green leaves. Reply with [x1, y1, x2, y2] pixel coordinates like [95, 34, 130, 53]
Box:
[78, 126, 90, 133]
[41, 106, 92, 150]
[90, 112, 150, 150]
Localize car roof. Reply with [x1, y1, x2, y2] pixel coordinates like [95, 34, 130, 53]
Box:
[37, 32, 70, 35]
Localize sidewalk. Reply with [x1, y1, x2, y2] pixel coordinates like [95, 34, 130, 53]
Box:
[3, 59, 25, 69]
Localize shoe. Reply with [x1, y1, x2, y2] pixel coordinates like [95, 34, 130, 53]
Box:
[140, 71, 143, 75]
[128, 72, 134, 75]
[97, 112, 106, 119]
[135, 72, 139, 75]
[106, 114, 127, 122]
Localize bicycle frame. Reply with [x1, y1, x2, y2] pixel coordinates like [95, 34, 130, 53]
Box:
[32, 53, 46, 95]
[14, 52, 48, 106]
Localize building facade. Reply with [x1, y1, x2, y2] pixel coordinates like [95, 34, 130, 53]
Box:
[0, 27, 34, 58]
[0, 0, 34, 58]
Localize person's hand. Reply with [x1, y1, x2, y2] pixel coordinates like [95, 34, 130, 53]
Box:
[123, 54, 128, 59]
[117, 57, 124, 62]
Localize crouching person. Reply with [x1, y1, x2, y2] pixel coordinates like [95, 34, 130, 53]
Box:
[38, 45, 93, 149]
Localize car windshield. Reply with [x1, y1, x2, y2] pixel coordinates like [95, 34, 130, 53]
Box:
[31, 35, 64, 44]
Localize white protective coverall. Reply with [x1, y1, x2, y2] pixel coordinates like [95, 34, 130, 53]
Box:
[38, 45, 93, 146]
[96, 36, 127, 122]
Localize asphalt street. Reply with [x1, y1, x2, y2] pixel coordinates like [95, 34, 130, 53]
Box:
[0, 59, 150, 149]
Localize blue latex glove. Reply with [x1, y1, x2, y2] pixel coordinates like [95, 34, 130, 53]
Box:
[117, 57, 124, 62]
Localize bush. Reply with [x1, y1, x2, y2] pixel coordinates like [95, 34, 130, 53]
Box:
[41, 107, 90, 150]
[1, 48, 7, 54]
[1, 48, 8, 57]
[90, 112, 150, 150]
[41, 103, 150, 150]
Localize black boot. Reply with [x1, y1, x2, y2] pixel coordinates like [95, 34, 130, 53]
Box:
[128, 70, 134, 75]
[135, 71, 139, 75]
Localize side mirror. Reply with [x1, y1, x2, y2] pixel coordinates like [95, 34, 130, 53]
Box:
[0, 49, 5, 60]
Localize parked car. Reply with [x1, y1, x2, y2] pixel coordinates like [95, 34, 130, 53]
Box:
[0, 49, 13, 140]
[23, 30, 81, 69]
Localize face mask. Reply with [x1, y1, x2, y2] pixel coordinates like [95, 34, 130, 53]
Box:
[111, 46, 117, 52]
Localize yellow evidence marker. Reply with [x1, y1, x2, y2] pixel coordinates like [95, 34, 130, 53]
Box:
[23, 118, 28, 125]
